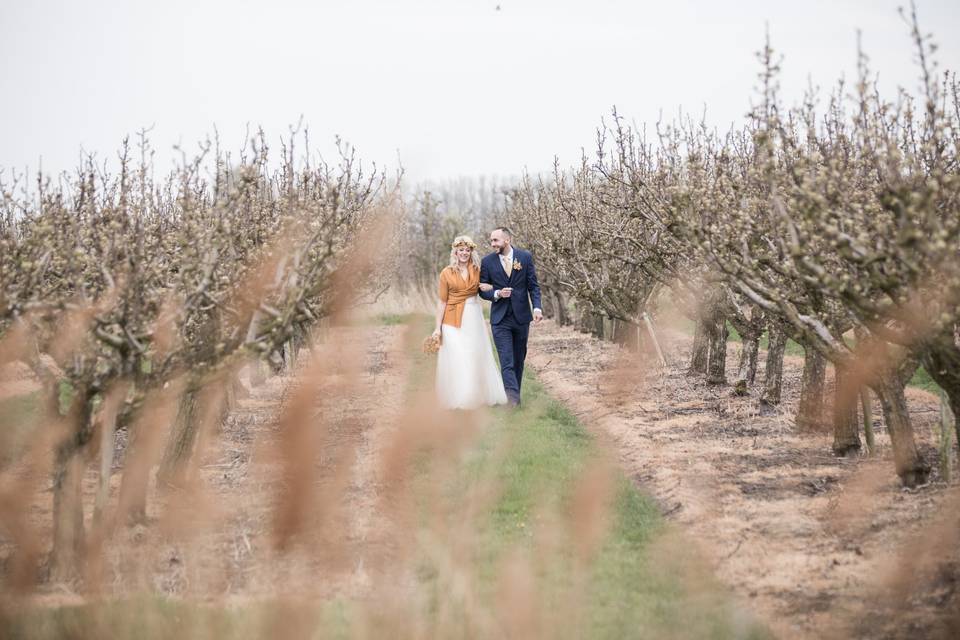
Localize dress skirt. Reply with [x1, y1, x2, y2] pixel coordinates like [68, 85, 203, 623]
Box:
[436, 296, 508, 410]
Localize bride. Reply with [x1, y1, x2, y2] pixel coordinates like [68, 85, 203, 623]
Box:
[432, 236, 508, 409]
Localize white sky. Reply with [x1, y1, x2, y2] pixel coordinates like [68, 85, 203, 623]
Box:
[2, 0, 958, 183]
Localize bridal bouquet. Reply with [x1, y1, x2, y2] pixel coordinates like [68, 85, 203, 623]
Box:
[422, 333, 441, 355]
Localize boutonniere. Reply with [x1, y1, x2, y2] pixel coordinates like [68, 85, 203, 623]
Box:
[512, 259, 522, 271]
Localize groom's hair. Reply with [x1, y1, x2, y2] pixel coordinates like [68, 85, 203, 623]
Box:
[494, 226, 513, 239]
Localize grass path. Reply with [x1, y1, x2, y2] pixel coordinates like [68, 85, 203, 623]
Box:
[381, 314, 769, 638]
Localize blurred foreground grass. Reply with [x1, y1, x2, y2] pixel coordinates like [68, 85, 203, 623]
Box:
[3, 314, 768, 639]
[0, 390, 41, 468]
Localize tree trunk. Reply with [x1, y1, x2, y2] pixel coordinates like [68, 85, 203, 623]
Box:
[50, 447, 85, 582]
[92, 412, 117, 528]
[918, 337, 960, 448]
[269, 347, 285, 375]
[541, 286, 555, 319]
[116, 423, 150, 525]
[156, 386, 200, 488]
[575, 301, 594, 334]
[116, 383, 183, 525]
[705, 316, 728, 386]
[872, 372, 929, 487]
[593, 313, 606, 340]
[733, 332, 761, 396]
[760, 326, 787, 406]
[554, 291, 570, 327]
[688, 314, 709, 375]
[249, 359, 267, 388]
[605, 317, 617, 344]
[156, 380, 228, 489]
[746, 334, 760, 384]
[796, 346, 827, 431]
[50, 390, 98, 581]
[91, 383, 130, 530]
[831, 364, 861, 457]
[291, 327, 308, 368]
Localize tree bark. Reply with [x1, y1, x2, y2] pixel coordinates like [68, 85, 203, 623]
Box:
[760, 325, 787, 406]
[705, 314, 728, 385]
[116, 382, 183, 525]
[831, 364, 861, 457]
[606, 317, 619, 344]
[50, 448, 85, 582]
[541, 286, 555, 319]
[49, 388, 101, 582]
[688, 314, 709, 375]
[733, 332, 761, 396]
[249, 359, 267, 388]
[92, 409, 119, 528]
[156, 386, 200, 488]
[291, 327, 308, 368]
[116, 423, 150, 525]
[593, 313, 606, 340]
[554, 291, 570, 327]
[156, 379, 228, 489]
[575, 301, 595, 334]
[872, 371, 929, 487]
[918, 336, 960, 447]
[796, 346, 827, 431]
[269, 347, 285, 375]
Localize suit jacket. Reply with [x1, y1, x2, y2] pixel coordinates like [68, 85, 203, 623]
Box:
[478, 247, 542, 325]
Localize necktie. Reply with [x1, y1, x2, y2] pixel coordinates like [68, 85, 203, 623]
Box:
[502, 254, 512, 277]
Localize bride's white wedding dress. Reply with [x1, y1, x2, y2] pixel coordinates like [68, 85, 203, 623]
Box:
[437, 296, 508, 409]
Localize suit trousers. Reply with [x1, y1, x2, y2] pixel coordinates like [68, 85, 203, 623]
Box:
[491, 303, 530, 405]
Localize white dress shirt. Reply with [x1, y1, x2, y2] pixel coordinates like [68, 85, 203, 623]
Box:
[500, 248, 514, 272]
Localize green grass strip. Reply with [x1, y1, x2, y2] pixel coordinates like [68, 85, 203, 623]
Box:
[404, 314, 770, 639]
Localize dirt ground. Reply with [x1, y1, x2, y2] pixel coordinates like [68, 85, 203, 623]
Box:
[527, 319, 960, 640]
[5, 323, 411, 607]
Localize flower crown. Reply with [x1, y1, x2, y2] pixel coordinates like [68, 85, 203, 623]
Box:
[451, 238, 477, 249]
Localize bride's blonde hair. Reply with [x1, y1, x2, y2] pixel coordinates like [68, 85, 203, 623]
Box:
[449, 235, 481, 269]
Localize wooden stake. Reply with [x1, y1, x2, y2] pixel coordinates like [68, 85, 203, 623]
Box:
[642, 312, 667, 368]
[860, 388, 875, 456]
[939, 388, 955, 482]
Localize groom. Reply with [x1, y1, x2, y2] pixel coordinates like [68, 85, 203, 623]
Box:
[479, 227, 542, 407]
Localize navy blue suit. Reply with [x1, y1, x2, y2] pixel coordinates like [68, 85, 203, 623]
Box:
[479, 248, 542, 405]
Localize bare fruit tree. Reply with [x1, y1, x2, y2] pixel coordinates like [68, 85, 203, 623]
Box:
[0, 127, 398, 580]
[503, 17, 958, 487]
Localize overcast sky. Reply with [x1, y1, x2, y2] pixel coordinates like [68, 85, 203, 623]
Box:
[2, 0, 958, 183]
